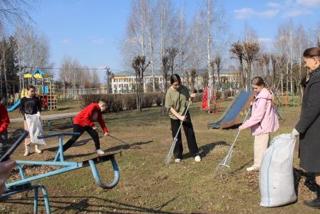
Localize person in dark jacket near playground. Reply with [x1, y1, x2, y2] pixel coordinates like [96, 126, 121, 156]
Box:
[63, 100, 109, 155]
[292, 47, 320, 208]
[0, 101, 10, 157]
[20, 85, 43, 156]
[165, 74, 201, 163]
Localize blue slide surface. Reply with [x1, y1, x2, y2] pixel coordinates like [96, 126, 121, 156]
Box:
[7, 99, 21, 112]
[208, 90, 251, 129]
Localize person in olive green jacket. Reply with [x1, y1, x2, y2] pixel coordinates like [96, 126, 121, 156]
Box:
[165, 74, 201, 163]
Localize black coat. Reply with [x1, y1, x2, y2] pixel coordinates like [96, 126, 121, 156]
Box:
[296, 68, 320, 173]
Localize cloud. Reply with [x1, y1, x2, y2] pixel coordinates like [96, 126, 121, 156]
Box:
[234, 8, 279, 20]
[297, 0, 320, 7]
[62, 38, 71, 45]
[284, 8, 312, 17]
[267, 2, 281, 9]
[258, 37, 273, 43]
[234, 8, 255, 19]
[234, 1, 317, 20]
[90, 37, 106, 45]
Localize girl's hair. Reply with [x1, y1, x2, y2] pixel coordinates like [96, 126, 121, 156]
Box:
[99, 100, 106, 104]
[170, 74, 181, 85]
[27, 85, 36, 91]
[303, 47, 320, 58]
[251, 76, 265, 87]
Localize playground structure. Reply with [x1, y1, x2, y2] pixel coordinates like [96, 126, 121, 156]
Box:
[2, 131, 121, 214]
[207, 90, 252, 129]
[7, 68, 57, 112]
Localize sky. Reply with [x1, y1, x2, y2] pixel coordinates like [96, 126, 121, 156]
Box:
[27, 0, 320, 79]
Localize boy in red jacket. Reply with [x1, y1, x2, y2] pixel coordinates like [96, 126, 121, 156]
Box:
[0, 102, 10, 157]
[63, 100, 109, 155]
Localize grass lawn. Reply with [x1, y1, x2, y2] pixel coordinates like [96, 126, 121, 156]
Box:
[1, 100, 319, 214]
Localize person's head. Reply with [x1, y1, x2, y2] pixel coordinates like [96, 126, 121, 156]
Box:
[26, 85, 36, 97]
[98, 100, 107, 112]
[170, 74, 182, 90]
[251, 76, 265, 94]
[303, 47, 320, 72]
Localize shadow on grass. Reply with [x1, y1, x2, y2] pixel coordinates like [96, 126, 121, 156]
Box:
[182, 141, 228, 160]
[54, 140, 153, 160]
[45, 138, 91, 152]
[3, 195, 179, 214]
[56, 107, 72, 111]
[229, 159, 253, 175]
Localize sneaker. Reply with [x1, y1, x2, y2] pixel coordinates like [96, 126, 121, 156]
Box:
[194, 155, 201, 162]
[174, 158, 181, 163]
[34, 145, 42, 154]
[246, 166, 259, 172]
[96, 149, 105, 155]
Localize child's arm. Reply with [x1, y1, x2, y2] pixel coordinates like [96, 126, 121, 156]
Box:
[240, 98, 267, 130]
[97, 112, 109, 135]
[169, 108, 185, 121]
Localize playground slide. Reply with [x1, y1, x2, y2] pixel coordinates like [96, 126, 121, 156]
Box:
[208, 90, 251, 129]
[7, 99, 21, 112]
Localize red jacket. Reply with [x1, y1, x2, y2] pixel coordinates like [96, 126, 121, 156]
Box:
[0, 104, 10, 133]
[73, 103, 109, 133]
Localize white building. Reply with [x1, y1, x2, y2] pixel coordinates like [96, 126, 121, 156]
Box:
[111, 70, 240, 94]
[111, 74, 164, 94]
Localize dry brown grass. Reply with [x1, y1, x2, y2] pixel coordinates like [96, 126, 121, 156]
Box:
[1, 102, 319, 213]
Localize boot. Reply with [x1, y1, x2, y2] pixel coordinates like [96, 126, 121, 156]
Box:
[34, 145, 42, 154]
[304, 189, 320, 208]
[23, 144, 30, 156]
[304, 173, 320, 209]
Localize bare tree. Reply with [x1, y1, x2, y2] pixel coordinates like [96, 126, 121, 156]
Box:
[91, 69, 100, 88]
[190, 68, 197, 92]
[243, 41, 260, 89]
[132, 55, 150, 111]
[214, 55, 222, 88]
[161, 51, 171, 114]
[105, 67, 113, 94]
[15, 24, 50, 70]
[0, 0, 31, 26]
[230, 41, 245, 88]
[166, 47, 178, 75]
[177, 6, 187, 79]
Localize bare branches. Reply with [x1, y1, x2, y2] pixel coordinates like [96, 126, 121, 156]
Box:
[0, 0, 32, 26]
[132, 55, 150, 111]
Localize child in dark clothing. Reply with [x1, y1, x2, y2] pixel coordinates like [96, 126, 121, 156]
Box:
[20, 85, 43, 156]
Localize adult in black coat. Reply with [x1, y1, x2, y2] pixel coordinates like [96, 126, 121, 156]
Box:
[292, 47, 320, 208]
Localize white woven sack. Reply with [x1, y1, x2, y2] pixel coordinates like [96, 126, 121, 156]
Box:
[260, 133, 296, 207]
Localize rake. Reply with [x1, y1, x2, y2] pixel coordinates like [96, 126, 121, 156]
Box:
[164, 102, 191, 165]
[108, 134, 129, 146]
[214, 107, 251, 172]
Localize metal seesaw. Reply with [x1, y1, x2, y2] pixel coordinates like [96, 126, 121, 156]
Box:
[3, 131, 121, 214]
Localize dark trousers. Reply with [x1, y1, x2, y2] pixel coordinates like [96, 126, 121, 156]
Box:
[170, 113, 199, 159]
[0, 131, 8, 158]
[63, 124, 100, 152]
